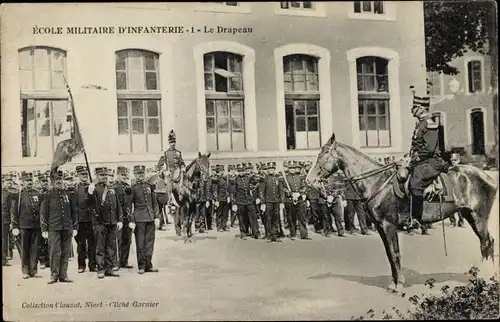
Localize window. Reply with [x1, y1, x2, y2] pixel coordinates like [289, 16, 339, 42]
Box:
[115, 50, 162, 153]
[197, 2, 251, 13]
[427, 71, 443, 97]
[356, 56, 390, 148]
[204, 52, 245, 151]
[281, 1, 314, 10]
[353, 1, 384, 14]
[19, 47, 70, 158]
[467, 60, 483, 93]
[284, 54, 320, 150]
[431, 112, 446, 152]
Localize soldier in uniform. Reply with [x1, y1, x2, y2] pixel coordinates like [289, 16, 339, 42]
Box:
[321, 173, 346, 237]
[37, 172, 51, 268]
[256, 163, 268, 239]
[87, 167, 123, 278]
[113, 166, 133, 269]
[10, 171, 43, 278]
[283, 161, 308, 240]
[213, 165, 231, 232]
[40, 170, 78, 284]
[2, 174, 17, 266]
[74, 166, 97, 273]
[228, 165, 238, 228]
[127, 165, 160, 274]
[194, 166, 210, 234]
[231, 164, 255, 239]
[157, 130, 186, 206]
[406, 94, 448, 230]
[260, 162, 285, 242]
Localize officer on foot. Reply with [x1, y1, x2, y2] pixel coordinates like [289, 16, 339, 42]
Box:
[113, 166, 133, 269]
[261, 162, 285, 242]
[41, 170, 78, 284]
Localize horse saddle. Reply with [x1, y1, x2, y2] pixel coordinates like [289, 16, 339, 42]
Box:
[393, 172, 455, 203]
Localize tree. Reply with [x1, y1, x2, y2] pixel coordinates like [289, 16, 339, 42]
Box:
[424, 1, 491, 75]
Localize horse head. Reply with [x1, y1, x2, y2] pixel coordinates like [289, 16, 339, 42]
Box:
[194, 152, 211, 181]
[306, 133, 346, 188]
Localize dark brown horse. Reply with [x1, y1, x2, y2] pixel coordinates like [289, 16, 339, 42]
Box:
[306, 133, 498, 291]
[149, 152, 211, 242]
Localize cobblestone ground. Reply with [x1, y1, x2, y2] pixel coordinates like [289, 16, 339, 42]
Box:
[3, 182, 498, 321]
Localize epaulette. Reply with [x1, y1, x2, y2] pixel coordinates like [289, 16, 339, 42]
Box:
[426, 118, 439, 129]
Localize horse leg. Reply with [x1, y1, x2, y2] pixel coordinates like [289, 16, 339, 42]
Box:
[460, 208, 495, 262]
[374, 219, 403, 291]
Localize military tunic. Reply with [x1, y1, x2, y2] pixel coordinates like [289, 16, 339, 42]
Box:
[40, 187, 78, 281]
[127, 181, 159, 272]
[2, 188, 16, 265]
[11, 188, 43, 275]
[212, 175, 231, 231]
[113, 181, 133, 268]
[74, 182, 96, 271]
[283, 174, 307, 238]
[260, 175, 285, 240]
[233, 175, 259, 238]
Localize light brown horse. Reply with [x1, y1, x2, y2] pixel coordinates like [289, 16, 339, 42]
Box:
[306, 133, 498, 291]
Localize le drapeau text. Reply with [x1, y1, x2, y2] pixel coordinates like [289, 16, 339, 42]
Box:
[32, 26, 253, 35]
[22, 301, 159, 309]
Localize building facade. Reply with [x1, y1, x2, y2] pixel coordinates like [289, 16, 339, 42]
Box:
[426, 49, 495, 159]
[1, 2, 427, 171]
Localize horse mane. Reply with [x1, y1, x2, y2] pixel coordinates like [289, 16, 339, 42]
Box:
[336, 141, 383, 167]
[185, 158, 199, 181]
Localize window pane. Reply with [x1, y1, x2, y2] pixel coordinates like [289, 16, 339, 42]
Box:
[19, 49, 32, 70]
[204, 73, 214, 91]
[296, 117, 306, 132]
[20, 70, 33, 90]
[362, 75, 375, 92]
[375, 58, 388, 75]
[284, 73, 293, 91]
[377, 75, 388, 92]
[34, 70, 50, 90]
[357, 75, 364, 91]
[229, 76, 242, 92]
[218, 117, 229, 132]
[294, 100, 305, 115]
[34, 49, 49, 70]
[116, 72, 127, 90]
[51, 71, 65, 89]
[117, 101, 128, 117]
[358, 101, 365, 115]
[217, 100, 229, 116]
[378, 116, 388, 130]
[144, 54, 157, 70]
[128, 70, 144, 90]
[354, 1, 361, 13]
[307, 100, 318, 115]
[128, 51, 143, 70]
[305, 58, 316, 73]
[204, 55, 213, 72]
[132, 118, 144, 134]
[291, 59, 303, 72]
[303, 1, 312, 9]
[306, 74, 318, 91]
[51, 50, 65, 70]
[145, 72, 158, 90]
[215, 74, 228, 92]
[378, 100, 387, 115]
[206, 100, 215, 116]
[232, 117, 243, 132]
[206, 117, 216, 133]
[361, 59, 374, 74]
[228, 56, 242, 73]
[293, 74, 306, 91]
[116, 53, 126, 70]
[367, 116, 377, 130]
[147, 100, 159, 116]
[359, 116, 366, 130]
[118, 118, 129, 135]
[374, 1, 384, 14]
[148, 118, 160, 134]
[131, 101, 143, 117]
[308, 117, 318, 131]
[290, 2, 300, 8]
[231, 100, 243, 116]
[283, 59, 291, 73]
[362, 1, 372, 11]
[366, 101, 376, 115]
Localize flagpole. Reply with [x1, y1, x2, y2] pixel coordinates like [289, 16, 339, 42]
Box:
[61, 73, 93, 181]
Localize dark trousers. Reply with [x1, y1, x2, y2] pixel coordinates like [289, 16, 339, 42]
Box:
[230, 205, 237, 227]
[216, 201, 230, 230]
[265, 203, 280, 239]
[75, 222, 96, 270]
[345, 200, 368, 232]
[117, 223, 132, 267]
[238, 204, 258, 237]
[285, 202, 308, 238]
[259, 207, 268, 237]
[195, 203, 208, 230]
[2, 219, 9, 264]
[94, 224, 117, 274]
[134, 222, 155, 270]
[322, 203, 344, 236]
[48, 230, 72, 280]
[309, 201, 323, 231]
[20, 228, 41, 275]
[174, 207, 183, 235]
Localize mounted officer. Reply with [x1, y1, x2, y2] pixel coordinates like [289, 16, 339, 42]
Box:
[406, 91, 449, 230]
[157, 130, 186, 206]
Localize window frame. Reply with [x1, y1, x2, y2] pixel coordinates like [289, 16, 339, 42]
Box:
[426, 71, 444, 97]
[465, 58, 484, 94]
[18, 46, 70, 158]
[205, 98, 246, 151]
[348, 1, 396, 21]
[115, 49, 163, 154]
[203, 51, 244, 98]
[274, 1, 326, 17]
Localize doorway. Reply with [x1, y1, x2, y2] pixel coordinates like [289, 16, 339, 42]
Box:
[431, 112, 446, 153]
[470, 109, 486, 155]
